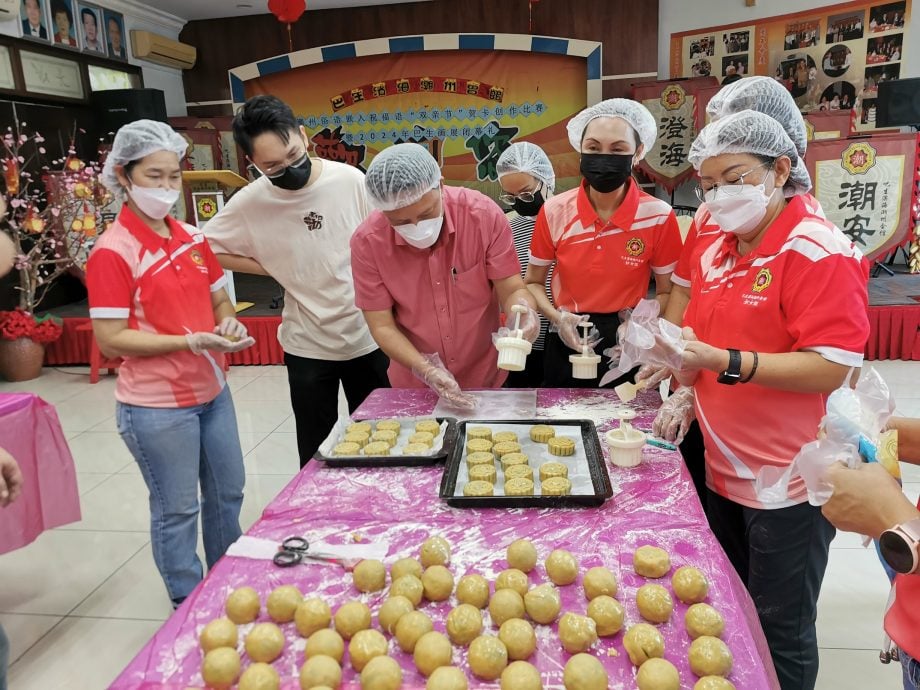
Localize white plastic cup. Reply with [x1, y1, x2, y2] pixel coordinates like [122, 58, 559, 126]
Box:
[570, 353, 601, 379]
[606, 428, 647, 468]
[496, 336, 532, 371]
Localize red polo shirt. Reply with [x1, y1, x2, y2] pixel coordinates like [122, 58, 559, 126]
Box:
[86, 206, 228, 408]
[529, 179, 682, 314]
[350, 185, 520, 389]
[684, 195, 869, 508]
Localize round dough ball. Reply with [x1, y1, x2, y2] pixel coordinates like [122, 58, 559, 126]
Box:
[378, 595, 414, 634]
[391, 557, 423, 581]
[545, 550, 578, 585]
[360, 655, 403, 690]
[563, 653, 608, 690]
[500, 661, 542, 690]
[689, 636, 733, 677]
[623, 623, 665, 666]
[414, 630, 453, 677]
[266, 585, 302, 623]
[695, 677, 737, 690]
[636, 584, 674, 624]
[507, 539, 538, 573]
[354, 559, 387, 593]
[420, 536, 451, 567]
[245, 622, 285, 663]
[390, 574, 424, 607]
[239, 662, 279, 690]
[523, 583, 561, 624]
[427, 666, 468, 690]
[685, 603, 725, 640]
[201, 647, 241, 689]
[495, 569, 529, 597]
[672, 566, 710, 604]
[349, 628, 389, 672]
[305, 628, 345, 663]
[633, 545, 671, 578]
[299, 654, 342, 689]
[636, 658, 680, 690]
[225, 586, 261, 624]
[199, 617, 238, 652]
[295, 597, 332, 638]
[489, 588, 525, 627]
[446, 604, 483, 646]
[468, 635, 508, 681]
[557, 612, 597, 654]
[395, 610, 433, 653]
[456, 574, 491, 609]
[498, 618, 536, 661]
[334, 601, 372, 640]
[421, 565, 454, 602]
[586, 595, 625, 637]
[582, 566, 617, 600]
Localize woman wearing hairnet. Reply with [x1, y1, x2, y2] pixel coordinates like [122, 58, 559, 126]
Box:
[496, 142, 556, 387]
[86, 120, 254, 608]
[674, 110, 869, 690]
[525, 98, 683, 387]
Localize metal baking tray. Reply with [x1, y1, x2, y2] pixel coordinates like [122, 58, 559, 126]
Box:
[439, 419, 612, 508]
[315, 417, 460, 467]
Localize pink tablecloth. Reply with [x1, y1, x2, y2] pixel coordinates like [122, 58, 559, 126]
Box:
[0, 393, 81, 554]
[112, 388, 780, 690]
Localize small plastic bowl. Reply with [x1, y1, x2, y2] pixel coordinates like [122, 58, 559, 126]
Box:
[605, 428, 647, 468]
[496, 336, 532, 372]
[569, 353, 601, 379]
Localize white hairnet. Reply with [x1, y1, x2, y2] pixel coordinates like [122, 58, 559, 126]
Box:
[566, 98, 657, 160]
[496, 142, 556, 194]
[707, 76, 808, 157]
[100, 120, 188, 197]
[688, 109, 812, 195]
[365, 143, 441, 211]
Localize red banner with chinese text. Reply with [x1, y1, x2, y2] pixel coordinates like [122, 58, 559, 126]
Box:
[804, 109, 855, 141]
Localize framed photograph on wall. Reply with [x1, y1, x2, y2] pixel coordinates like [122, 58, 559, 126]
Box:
[102, 9, 126, 60]
[20, 0, 52, 43]
[49, 0, 80, 49]
[76, 2, 105, 55]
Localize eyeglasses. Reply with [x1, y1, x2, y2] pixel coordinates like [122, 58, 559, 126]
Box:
[499, 182, 542, 206]
[248, 139, 309, 179]
[694, 161, 773, 202]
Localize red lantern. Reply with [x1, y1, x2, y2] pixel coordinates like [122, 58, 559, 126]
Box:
[268, 0, 306, 23]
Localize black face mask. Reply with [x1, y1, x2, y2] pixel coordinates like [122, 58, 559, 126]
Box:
[512, 190, 545, 217]
[269, 155, 312, 191]
[580, 153, 633, 193]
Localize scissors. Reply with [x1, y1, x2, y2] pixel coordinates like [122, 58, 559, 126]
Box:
[273, 537, 348, 568]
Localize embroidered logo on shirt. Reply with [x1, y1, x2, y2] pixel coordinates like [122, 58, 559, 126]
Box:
[752, 267, 773, 293]
[189, 249, 205, 266]
[625, 237, 646, 256]
[303, 212, 324, 231]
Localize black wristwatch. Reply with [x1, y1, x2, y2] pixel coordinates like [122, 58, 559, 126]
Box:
[717, 349, 742, 385]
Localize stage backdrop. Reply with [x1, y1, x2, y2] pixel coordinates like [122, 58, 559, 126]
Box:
[669, 0, 911, 132]
[230, 34, 603, 196]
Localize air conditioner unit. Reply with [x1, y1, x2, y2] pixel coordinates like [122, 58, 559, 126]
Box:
[0, 0, 18, 18]
[130, 30, 197, 70]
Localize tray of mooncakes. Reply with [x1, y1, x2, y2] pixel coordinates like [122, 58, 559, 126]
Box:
[439, 419, 612, 508]
[315, 416, 460, 467]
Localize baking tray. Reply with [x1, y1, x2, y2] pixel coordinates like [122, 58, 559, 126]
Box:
[315, 416, 460, 467]
[439, 419, 613, 508]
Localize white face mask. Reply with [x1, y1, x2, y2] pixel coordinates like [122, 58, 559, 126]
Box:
[128, 184, 180, 220]
[704, 179, 776, 235]
[393, 192, 444, 249]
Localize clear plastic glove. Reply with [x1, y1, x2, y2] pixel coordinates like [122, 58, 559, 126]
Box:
[652, 386, 695, 445]
[552, 309, 600, 352]
[517, 301, 541, 344]
[186, 331, 256, 355]
[214, 316, 249, 340]
[636, 364, 672, 388]
[412, 353, 476, 411]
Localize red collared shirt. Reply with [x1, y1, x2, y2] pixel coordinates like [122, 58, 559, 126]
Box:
[684, 195, 869, 508]
[350, 185, 520, 389]
[529, 179, 682, 313]
[86, 206, 228, 408]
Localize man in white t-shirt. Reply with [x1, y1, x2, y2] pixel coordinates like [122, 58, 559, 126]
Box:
[205, 95, 389, 468]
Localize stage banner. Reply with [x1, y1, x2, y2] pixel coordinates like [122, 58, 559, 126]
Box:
[632, 78, 719, 193]
[805, 133, 920, 265]
[243, 50, 587, 195]
[805, 109, 856, 140]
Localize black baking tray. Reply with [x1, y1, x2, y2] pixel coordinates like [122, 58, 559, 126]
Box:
[439, 419, 613, 508]
[315, 417, 460, 467]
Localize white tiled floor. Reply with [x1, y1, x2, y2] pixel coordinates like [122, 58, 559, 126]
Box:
[0, 361, 918, 689]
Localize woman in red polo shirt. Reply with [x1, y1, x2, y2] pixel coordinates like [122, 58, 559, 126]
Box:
[525, 99, 683, 387]
[87, 120, 255, 608]
[675, 110, 870, 690]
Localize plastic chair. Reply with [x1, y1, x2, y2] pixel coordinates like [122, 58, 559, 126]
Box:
[76, 322, 122, 383]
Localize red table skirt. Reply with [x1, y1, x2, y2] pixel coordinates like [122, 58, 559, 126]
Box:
[866, 305, 920, 360]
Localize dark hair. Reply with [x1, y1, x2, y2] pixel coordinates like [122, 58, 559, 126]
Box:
[50, 0, 71, 23]
[232, 95, 299, 157]
[81, 7, 96, 25]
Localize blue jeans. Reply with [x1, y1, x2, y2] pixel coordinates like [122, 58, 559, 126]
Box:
[904, 650, 920, 690]
[0, 623, 8, 690]
[116, 385, 245, 605]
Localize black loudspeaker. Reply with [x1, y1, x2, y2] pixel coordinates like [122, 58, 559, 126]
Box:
[91, 88, 168, 135]
[876, 78, 920, 128]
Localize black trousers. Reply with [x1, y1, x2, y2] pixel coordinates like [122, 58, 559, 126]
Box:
[284, 349, 390, 468]
[504, 349, 546, 388]
[542, 312, 636, 388]
[679, 420, 708, 516]
[706, 490, 836, 690]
